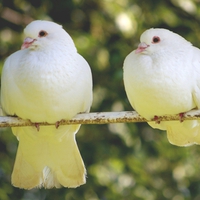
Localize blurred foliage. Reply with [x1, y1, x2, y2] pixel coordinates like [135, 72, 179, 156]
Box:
[1, 0, 200, 199]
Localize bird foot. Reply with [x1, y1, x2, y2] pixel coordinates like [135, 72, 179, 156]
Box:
[179, 113, 184, 122]
[34, 123, 40, 131]
[154, 115, 160, 124]
[28, 120, 40, 131]
[55, 120, 65, 129]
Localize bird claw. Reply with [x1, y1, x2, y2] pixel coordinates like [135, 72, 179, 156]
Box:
[34, 123, 40, 131]
[154, 115, 160, 124]
[55, 121, 60, 129]
[28, 120, 40, 131]
[179, 113, 184, 122]
[55, 120, 65, 129]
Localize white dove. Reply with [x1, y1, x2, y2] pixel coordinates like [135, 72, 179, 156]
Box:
[123, 28, 200, 146]
[1, 20, 93, 189]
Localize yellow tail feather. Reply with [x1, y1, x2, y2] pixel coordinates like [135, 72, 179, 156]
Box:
[11, 125, 86, 189]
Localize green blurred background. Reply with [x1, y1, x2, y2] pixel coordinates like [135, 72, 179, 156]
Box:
[1, 0, 200, 199]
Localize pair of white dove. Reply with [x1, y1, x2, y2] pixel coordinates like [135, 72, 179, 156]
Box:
[1, 20, 199, 189]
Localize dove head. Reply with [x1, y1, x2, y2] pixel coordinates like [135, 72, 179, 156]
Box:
[21, 20, 76, 51]
[135, 28, 191, 55]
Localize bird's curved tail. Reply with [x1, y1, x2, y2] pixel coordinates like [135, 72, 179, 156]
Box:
[149, 120, 200, 146]
[11, 125, 86, 189]
[166, 120, 200, 146]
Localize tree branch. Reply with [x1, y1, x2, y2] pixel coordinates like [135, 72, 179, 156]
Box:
[0, 110, 200, 128]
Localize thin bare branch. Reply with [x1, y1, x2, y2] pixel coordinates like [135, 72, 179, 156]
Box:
[0, 110, 200, 128]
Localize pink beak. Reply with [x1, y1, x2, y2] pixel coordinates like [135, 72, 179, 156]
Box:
[21, 37, 35, 49]
[135, 42, 149, 54]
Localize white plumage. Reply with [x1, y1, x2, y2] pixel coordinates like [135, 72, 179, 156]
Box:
[123, 28, 200, 146]
[1, 20, 93, 189]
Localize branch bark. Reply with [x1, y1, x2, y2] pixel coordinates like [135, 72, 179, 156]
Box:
[0, 110, 200, 128]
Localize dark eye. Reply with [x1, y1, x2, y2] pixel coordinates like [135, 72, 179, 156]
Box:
[152, 36, 160, 43]
[38, 30, 48, 37]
